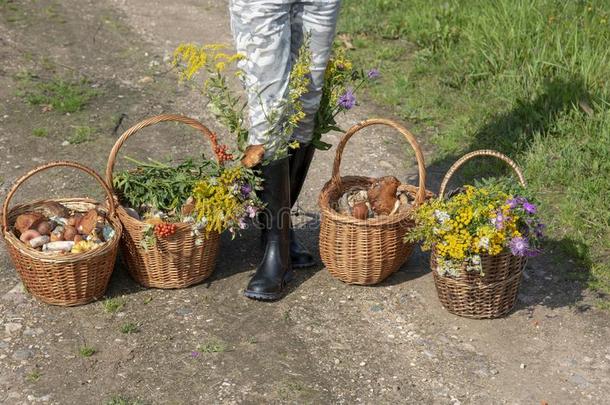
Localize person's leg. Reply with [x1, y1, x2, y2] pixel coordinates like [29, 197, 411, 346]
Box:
[289, 0, 341, 146]
[230, 0, 293, 300]
[287, 1, 342, 268]
[230, 0, 292, 155]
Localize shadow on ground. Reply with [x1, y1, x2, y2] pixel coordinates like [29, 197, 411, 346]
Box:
[423, 76, 595, 312]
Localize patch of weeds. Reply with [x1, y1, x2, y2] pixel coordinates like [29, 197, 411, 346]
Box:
[198, 339, 228, 353]
[22, 78, 95, 113]
[102, 297, 125, 314]
[1, 0, 26, 23]
[68, 126, 93, 144]
[79, 345, 96, 357]
[278, 381, 305, 400]
[105, 395, 145, 405]
[32, 127, 48, 138]
[246, 336, 257, 344]
[283, 309, 291, 322]
[143, 296, 153, 305]
[120, 322, 139, 334]
[25, 370, 41, 382]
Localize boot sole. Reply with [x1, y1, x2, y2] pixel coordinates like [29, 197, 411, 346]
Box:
[243, 271, 293, 301]
[243, 290, 282, 301]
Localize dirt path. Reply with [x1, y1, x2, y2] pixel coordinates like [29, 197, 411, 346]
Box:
[1, 1, 609, 404]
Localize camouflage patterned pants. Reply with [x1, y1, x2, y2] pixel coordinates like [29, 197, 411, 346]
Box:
[230, 0, 341, 154]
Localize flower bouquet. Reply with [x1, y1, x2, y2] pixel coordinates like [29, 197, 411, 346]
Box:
[106, 114, 264, 289]
[313, 48, 379, 150]
[408, 150, 544, 318]
[173, 41, 378, 157]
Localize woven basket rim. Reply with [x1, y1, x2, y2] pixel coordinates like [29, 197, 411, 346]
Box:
[318, 175, 433, 226]
[2, 197, 122, 264]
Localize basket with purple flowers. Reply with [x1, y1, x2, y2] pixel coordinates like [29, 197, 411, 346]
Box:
[408, 150, 544, 318]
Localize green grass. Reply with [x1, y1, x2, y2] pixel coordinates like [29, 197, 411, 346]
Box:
[120, 322, 139, 334]
[197, 339, 228, 353]
[21, 77, 95, 113]
[79, 345, 96, 357]
[68, 125, 93, 144]
[102, 297, 125, 313]
[32, 127, 48, 137]
[25, 370, 41, 382]
[105, 396, 145, 405]
[339, 0, 610, 300]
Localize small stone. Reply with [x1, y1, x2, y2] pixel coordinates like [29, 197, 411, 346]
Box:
[334, 359, 340, 365]
[4, 323, 22, 335]
[490, 369, 499, 375]
[452, 326, 460, 330]
[569, 373, 590, 388]
[370, 304, 384, 312]
[176, 307, 192, 316]
[61, 140, 70, 146]
[520, 363, 526, 369]
[583, 356, 593, 363]
[138, 76, 154, 84]
[359, 361, 366, 366]
[12, 349, 33, 360]
[2, 283, 28, 304]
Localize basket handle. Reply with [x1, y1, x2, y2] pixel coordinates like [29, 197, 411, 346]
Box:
[439, 149, 526, 199]
[2, 161, 116, 233]
[331, 118, 427, 205]
[105, 114, 222, 192]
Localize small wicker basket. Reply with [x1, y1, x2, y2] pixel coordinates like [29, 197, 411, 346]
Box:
[1, 161, 122, 306]
[432, 150, 528, 319]
[319, 118, 431, 285]
[105, 114, 221, 289]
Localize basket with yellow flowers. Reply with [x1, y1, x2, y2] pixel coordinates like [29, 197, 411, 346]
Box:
[408, 150, 544, 318]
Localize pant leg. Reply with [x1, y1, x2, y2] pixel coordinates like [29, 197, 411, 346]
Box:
[290, 0, 342, 144]
[229, 0, 292, 155]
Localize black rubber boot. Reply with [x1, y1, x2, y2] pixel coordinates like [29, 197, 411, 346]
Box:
[288, 143, 316, 268]
[244, 158, 292, 301]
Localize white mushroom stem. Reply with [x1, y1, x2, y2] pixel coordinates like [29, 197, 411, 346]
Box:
[42, 241, 75, 252]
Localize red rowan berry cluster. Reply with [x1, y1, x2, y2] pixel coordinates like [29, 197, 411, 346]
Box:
[209, 133, 234, 164]
[154, 222, 177, 238]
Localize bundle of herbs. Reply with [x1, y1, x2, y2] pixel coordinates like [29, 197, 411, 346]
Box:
[113, 153, 264, 249]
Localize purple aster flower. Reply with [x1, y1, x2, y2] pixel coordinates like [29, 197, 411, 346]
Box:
[509, 236, 530, 256]
[338, 89, 356, 110]
[494, 211, 506, 229]
[534, 223, 545, 238]
[241, 183, 253, 198]
[507, 197, 528, 209]
[245, 205, 258, 219]
[367, 68, 380, 80]
[522, 202, 537, 214]
[191, 351, 200, 358]
[238, 218, 248, 230]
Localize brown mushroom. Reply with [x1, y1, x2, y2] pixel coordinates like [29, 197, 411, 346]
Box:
[63, 225, 77, 241]
[352, 202, 369, 220]
[77, 209, 99, 235]
[367, 176, 401, 216]
[15, 213, 44, 235]
[40, 201, 69, 218]
[241, 144, 265, 168]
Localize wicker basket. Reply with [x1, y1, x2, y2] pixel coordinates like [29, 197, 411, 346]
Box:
[105, 114, 221, 289]
[432, 149, 528, 318]
[1, 161, 122, 306]
[319, 118, 431, 285]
